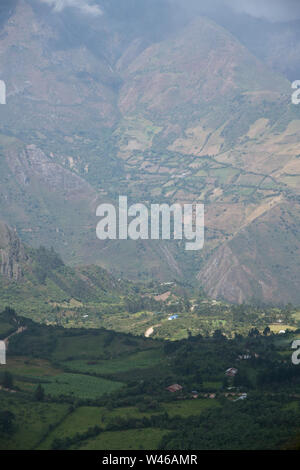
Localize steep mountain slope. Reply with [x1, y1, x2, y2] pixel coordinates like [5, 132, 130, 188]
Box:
[0, 221, 135, 324]
[113, 18, 296, 215]
[119, 16, 287, 119]
[114, 16, 300, 303]
[0, 0, 119, 135]
[0, 0, 182, 278]
[0, 1, 299, 303]
[0, 136, 101, 264]
[198, 201, 300, 305]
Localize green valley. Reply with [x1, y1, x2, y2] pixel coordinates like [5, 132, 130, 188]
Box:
[1, 307, 300, 450]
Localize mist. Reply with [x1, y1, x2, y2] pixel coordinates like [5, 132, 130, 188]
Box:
[24, 0, 300, 80]
[39, 0, 102, 16]
[226, 0, 300, 23]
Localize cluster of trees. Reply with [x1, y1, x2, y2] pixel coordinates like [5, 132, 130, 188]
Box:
[0, 410, 15, 436]
[105, 413, 170, 432]
[159, 397, 300, 450]
[0, 307, 19, 340]
[125, 295, 162, 314]
[257, 365, 300, 389]
[8, 323, 58, 359]
[0, 371, 14, 389]
[32, 246, 64, 284]
[51, 425, 102, 450]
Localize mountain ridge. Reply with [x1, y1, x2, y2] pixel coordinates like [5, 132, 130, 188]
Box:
[0, 1, 299, 303]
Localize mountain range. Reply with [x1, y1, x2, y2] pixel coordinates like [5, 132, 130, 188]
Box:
[0, 0, 300, 304]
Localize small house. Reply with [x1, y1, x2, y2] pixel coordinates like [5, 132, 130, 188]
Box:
[238, 354, 251, 360]
[168, 315, 179, 321]
[166, 384, 183, 393]
[235, 393, 247, 401]
[225, 367, 238, 377]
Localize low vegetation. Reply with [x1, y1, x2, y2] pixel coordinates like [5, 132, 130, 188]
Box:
[0, 307, 300, 450]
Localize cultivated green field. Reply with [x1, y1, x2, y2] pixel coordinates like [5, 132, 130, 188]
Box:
[41, 374, 124, 400]
[63, 349, 164, 375]
[1, 308, 300, 450]
[0, 394, 69, 450]
[78, 428, 169, 451]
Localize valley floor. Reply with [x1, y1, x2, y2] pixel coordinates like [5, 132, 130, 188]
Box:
[1, 308, 300, 450]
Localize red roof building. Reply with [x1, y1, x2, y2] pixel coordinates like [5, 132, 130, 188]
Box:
[166, 384, 183, 393]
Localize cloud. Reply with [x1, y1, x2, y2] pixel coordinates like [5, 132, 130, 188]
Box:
[171, 0, 300, 23]
[39, 0, 300, 23]
[40, 0, 102, 16]
[224, 0, 300, 23]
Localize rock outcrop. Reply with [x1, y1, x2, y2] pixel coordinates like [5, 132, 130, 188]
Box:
[0, 221, 27, 281]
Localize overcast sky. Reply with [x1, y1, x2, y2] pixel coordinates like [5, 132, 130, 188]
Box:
[226, 0, 300, 22]
[37, 0, 300, 22]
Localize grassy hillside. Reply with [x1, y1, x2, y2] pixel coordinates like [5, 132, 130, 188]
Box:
[0, 308, 300, 450]
[1, 222, 299, 339]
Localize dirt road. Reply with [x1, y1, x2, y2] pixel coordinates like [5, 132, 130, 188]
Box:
[145, 324, 161, 338]
[4, 326, 27, 348]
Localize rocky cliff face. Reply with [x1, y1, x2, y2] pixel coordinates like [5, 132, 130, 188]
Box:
[0, 221, 27, 281]
[198, 201, 300, 305]
[5, 144, 96, 201]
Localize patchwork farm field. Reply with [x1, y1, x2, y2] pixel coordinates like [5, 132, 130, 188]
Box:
[41, 374, 124, 400]
[0, 394, 69, 450]
[3, 357, 61, 378]
[38, 400, 220, 450]
[38, 399, 220, 449]
[1, 309, 300, 450]
[3, 362, 124, 398]
[51, 334, 141, 361]
[63, 349, 164, 375]
[77, 428, 169, 451]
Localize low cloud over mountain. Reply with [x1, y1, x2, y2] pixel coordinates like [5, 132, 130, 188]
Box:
[39, 0, 102, 16]
[226, 0, 300, 23]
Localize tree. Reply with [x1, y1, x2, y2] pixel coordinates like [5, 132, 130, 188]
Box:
[183, 296, 191, 311]
[248, 328, 260, 337]
[234, 371, 252, 390]
[1, 371, 13, 389]
[34, 384, 45, 402]
[213, 329, 226, 341]
[263, 326, 271, 336]
[51, 438, 64, 450]
[0, 410, 15, 435]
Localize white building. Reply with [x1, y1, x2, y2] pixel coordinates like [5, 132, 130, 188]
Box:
[225, 367, 238, 377]
[0, 341, 6, 365]
[235, 393, 248, 401]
